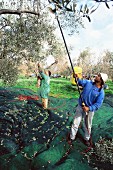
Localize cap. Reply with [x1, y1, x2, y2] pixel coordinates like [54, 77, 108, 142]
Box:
[100, 73, 108, 83]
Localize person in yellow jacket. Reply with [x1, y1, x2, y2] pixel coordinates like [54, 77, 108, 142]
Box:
[37, 63, 51, 109]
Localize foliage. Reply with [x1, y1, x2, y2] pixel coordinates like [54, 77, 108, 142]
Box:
[0, 14, 60, 61]
[0, 0, 41, 15]
[0, 59, 18, 85]
[75, 48, 113, 79]
[57, 8, 84, 35]
[0, 0, 74, 83]
[77, 47, 94, 75]
[94, 137, 113, 164]
[0, 0, 113, 86]
[48, 0, 113, 22]
[89, 50, 113, 79]
[96, 50, 113, 79]
[0, 0, 83, 63]
[85, 137, 113, 168]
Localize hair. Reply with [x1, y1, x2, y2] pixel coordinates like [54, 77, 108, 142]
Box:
[100, 77, 104, 86]
[93, 77, 104, 91]
[48, 70, 51, 77]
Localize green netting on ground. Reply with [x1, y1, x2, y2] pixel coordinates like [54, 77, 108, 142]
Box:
[0, 87, 113, 170]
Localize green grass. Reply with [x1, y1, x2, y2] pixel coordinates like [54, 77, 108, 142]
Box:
[0, 77, 79, 99]
[0, 77, 113, 98]
[50, 78, 79, 98]
[104, 80, 113, 94]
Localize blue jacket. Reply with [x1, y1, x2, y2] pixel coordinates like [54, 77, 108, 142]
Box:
[78, 79, 105, 112]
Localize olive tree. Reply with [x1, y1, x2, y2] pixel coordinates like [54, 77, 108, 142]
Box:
[47, 0, 113, 22]
[0, 0, 84, 84]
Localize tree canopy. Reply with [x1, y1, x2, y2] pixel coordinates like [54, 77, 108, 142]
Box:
[0, 1, 68, 84]
[0, 0, 113, 84]
[48, 0, 113, 22]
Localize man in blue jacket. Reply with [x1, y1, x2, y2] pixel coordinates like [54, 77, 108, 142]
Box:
[68, 73, 107, 146]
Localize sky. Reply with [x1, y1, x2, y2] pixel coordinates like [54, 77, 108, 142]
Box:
[53, 2, 113, 62]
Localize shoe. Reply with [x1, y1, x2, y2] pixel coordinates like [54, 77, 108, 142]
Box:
[84, 140, 91, 147]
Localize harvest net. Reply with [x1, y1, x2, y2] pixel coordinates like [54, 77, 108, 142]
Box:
[0, 87, 113, 170]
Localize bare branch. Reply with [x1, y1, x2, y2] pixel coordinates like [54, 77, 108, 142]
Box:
[0, 9, 40, 16]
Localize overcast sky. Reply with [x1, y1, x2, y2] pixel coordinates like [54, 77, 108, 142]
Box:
[54, 2, 113, 61]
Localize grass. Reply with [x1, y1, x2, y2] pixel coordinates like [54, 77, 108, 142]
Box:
[104, 80, 113, 94]
[0, 77, 113, 98]
[49, 78, 79, 98]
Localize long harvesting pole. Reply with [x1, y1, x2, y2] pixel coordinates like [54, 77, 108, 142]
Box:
[55, 15, 84, 103]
